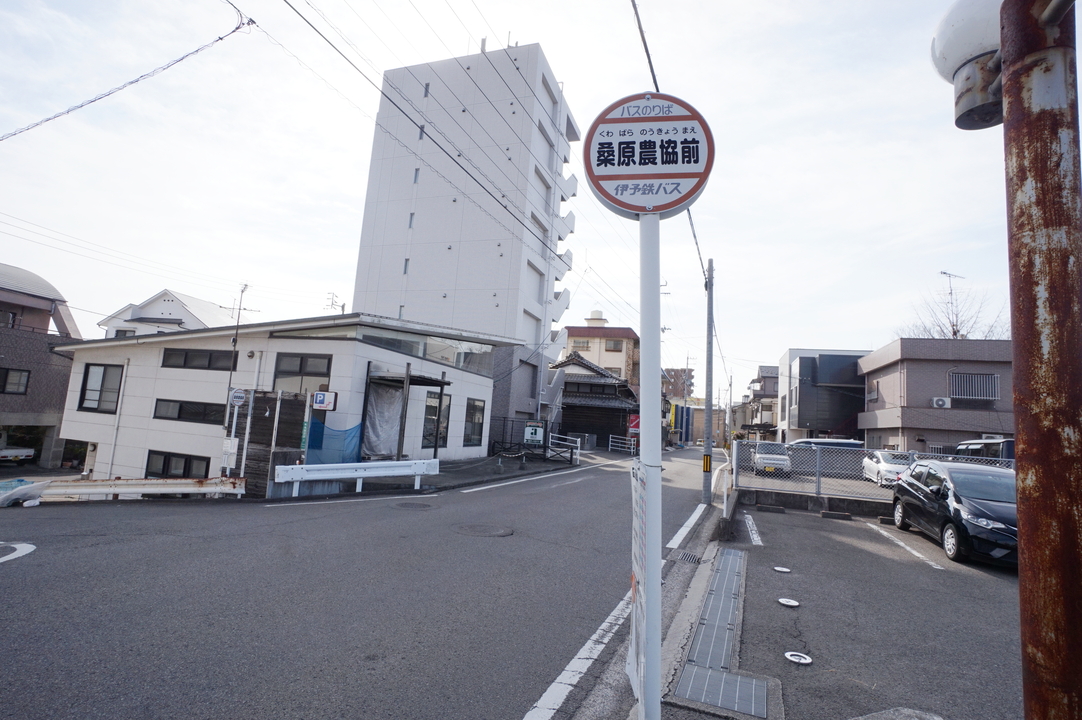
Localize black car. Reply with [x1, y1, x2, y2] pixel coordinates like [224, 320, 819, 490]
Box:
[892, 460, 1017, 565]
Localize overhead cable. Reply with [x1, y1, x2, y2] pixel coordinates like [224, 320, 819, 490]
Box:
[0, 13, 255, 143]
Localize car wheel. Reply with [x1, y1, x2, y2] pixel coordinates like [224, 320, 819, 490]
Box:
[942, 523, 965, 562]
[877, 471, 888, 487]
[893, 501, 911, 531]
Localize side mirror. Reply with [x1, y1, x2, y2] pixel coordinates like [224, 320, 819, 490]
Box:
[929, 485, 944, 498]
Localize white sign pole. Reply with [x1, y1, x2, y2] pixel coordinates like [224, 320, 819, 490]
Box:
[639, 211, 663, 720]
[583, 92, 712, 720]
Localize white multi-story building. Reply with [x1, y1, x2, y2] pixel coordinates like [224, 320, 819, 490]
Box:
[352, 43, 580, 424]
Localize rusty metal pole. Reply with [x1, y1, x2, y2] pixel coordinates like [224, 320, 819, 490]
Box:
[1001, 1, 1082, 717]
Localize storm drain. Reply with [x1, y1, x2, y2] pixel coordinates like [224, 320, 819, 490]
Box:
[679, 552, 702, 564]
[674, 548, 769, 718]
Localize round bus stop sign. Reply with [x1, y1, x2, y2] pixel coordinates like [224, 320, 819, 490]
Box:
[583, 92, 714, 220]
[231, 388, 246, 407]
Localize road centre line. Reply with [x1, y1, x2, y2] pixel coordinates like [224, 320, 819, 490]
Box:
[460, 457, 630, 493]
[864, 522, 945, 570]
[667, 503, 707, 549]
[265, 494, 439, 508]
[522, 590, 633, 720]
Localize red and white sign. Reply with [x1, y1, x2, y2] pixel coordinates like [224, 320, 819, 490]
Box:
[629, 414, 641, 435]
[583, 92, 714, 220]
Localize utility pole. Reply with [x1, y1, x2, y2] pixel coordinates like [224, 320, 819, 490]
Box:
[702, 260, 714, 504]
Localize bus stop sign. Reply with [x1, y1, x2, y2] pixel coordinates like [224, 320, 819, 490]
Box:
[583, 92, 714, 220]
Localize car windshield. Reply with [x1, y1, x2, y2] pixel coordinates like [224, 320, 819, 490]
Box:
[757, 443, 786, 454]
[884, 453, 910, 464]
[949, 471, 1016, 503]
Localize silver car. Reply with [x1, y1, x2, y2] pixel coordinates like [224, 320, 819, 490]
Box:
[863, 450, 911, 486]
[753, 442, 792, 477]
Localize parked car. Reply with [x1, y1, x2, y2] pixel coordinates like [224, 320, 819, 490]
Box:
[787, 438, 864, 478]
[952, 438, 1015, 467]
[862, 450, 912, 486]
[892, 460, 1017, 565]
[752, 442, 791, 477]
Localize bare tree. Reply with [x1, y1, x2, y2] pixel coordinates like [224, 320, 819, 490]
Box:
[898, 273, 1010, 339]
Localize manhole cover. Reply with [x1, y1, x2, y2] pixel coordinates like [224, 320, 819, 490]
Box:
[785, 652, 812, 665]
[453, 524, 513, 537]
[395, 502, 432, 510]
[773, 566, 791, 573]
[778, 598, 800, 607]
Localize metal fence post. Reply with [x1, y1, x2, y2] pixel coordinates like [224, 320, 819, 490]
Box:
[815, 446, 823, 496]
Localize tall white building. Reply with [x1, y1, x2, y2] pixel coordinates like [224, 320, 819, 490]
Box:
[352, 43, 580, 423]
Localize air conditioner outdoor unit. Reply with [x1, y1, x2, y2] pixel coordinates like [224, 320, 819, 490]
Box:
[932, 397, 951, 409]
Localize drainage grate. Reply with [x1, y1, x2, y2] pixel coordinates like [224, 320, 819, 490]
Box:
[679, 552, 702, 564]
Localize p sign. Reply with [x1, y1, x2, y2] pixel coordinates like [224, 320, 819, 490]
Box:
[583, 92, 714, 220]
[312, 391, 337, 411]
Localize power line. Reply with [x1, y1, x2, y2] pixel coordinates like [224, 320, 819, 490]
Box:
[0, 12, 254, 143]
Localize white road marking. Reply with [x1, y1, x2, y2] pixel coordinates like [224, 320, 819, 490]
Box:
[864, 522, 945, 570]
[522, 590, 633, 720]
[460, 458, 630, 493]
[265, 494, 439, 508]
[743, 512, 763, 546]
[667, 503, 707, 549]
[0, 542, 36, 564]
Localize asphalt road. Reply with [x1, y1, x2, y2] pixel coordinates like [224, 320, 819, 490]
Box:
[0, 449, 713, 720]
[730, 507, 1022, 720]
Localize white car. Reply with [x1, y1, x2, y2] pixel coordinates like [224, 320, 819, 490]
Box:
[753, 442, 792, 476]
[862, 450, 911, 486]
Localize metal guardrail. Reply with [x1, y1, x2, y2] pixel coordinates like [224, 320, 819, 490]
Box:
[274, 459, 439, 495]
[2, 477, 247, 506]
[548, 433, 581, 465]
[609, 435, 639, 454]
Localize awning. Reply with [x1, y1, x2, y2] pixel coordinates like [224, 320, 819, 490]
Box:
[368, 372, 451, 388]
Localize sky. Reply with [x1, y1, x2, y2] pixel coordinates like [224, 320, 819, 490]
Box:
[0, 0, 1017, 404]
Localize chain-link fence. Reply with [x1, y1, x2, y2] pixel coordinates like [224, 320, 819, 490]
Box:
[732, 440, 1014, 501]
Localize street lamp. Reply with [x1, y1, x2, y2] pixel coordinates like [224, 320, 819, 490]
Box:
[933, 2, 1082, 718]
[931, 0, 1004, 129]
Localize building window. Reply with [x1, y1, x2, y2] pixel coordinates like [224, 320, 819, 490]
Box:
[162, 348, 235, 371]
[605, 339, 623, 352]
[274, 354, 332, 394]
[146, 450, 210, 479]
[78, 364, 123, 413]
[1, 368, 30, 394]
[929, 444, 944, 455]
[605, 367, 622, 376]
[153, 399, 226, 425]
[867, 381, 878, 401]
[422, 392, 451, 448]
[463, 398, 485, 447]
[571, 339, 590, 350]
[114, 329, 135, 338]
[949, 373, 999, 400]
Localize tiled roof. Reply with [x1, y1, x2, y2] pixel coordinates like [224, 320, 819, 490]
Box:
[551, 351, 619, 378]
[565, 326, 639, 340]
[0, 263, 65, 302]
[561, 394, 639, 410]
